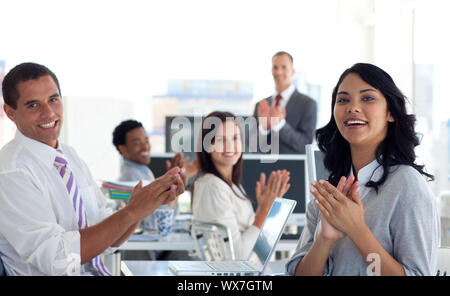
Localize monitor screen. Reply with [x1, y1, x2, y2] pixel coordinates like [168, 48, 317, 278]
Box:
[148, 153, 174, 178]
[148, 152, 196, 187]
[165, 115, 257, 156]
[314, 150, 329, 182]
[151, 152, 307, 225]
[148, 153, 193, 214]
[247, 198, 296, 271]
[241, 154, 306, 225]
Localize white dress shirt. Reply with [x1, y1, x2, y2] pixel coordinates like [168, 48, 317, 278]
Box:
[192, 173, 260, 260]
[259, 83, 295, 135]
[0, 130, 115, 275]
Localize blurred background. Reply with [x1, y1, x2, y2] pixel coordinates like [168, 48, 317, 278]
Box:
[0, 0, 448, 200]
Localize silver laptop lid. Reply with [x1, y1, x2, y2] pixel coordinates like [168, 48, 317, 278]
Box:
[246, 198, 296, 273]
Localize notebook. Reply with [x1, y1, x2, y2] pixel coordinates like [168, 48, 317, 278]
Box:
[168, 197, 296, 276]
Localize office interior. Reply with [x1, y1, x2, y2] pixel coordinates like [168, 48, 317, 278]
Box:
[0, 0, 449, 276]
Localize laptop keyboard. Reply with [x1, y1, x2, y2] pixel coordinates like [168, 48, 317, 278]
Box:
[206, 261, 251, 271]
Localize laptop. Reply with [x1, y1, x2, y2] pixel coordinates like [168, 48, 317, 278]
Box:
[168, 198, 296, 276]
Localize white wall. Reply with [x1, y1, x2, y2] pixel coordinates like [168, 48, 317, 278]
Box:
[1, 0, 448, 196]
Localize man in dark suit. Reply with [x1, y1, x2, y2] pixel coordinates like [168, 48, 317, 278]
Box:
[253, 51, 317, 154]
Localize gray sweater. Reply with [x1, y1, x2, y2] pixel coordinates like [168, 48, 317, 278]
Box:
[286, 162, 440, 276]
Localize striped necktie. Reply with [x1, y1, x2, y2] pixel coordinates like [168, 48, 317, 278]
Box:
[54, 149, 112, 276]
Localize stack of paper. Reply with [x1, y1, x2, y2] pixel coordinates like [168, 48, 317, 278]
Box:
[101, 180, 151, 199]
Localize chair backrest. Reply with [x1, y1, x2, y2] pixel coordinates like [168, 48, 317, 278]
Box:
[437, 247, 450, 276]
[190, 220, 235, 261]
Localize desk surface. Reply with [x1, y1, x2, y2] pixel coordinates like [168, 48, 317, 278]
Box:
[120, 232, 299, 252]
[122, 232, 194, 251]
[122, 260, 288, 276]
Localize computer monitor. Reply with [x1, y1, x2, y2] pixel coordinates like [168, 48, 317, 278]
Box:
[148, 152, 194, 214]
[165, 115, 257, 157]
[148, 152, 196, 186]
[306, 144, 329, 183]
[150, 153, 307, 225]
[241, 154, 307, 226]
[305, 144, 330, 207]
[313, 150, 329, 181]
[165, 116, 200, 161]
[148, 152, 175, 178]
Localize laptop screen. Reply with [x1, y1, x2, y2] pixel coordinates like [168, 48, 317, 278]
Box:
[247, 198, 296, 271]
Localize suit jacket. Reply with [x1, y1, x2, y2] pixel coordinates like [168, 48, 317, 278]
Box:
[252, 89, 317, 154]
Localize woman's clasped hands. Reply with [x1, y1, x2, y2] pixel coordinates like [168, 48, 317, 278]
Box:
[310, 176, 367, 242]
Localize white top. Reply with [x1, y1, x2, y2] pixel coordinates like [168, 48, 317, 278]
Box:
[0, 130, 115, 275]
[192, 173, 260, 260]
[258, 83, 295, 135]
[286, 159, 440, 275]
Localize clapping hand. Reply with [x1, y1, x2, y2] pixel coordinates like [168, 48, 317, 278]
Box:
[255, 170, 291, 208]
[257, 100, 271, 130]
[127, 167, 184, 221]
[166, 152, 189, 187]
[268, 105, 286, 126]
[310, 176, 366, 241]
[252, 170, 290, 229]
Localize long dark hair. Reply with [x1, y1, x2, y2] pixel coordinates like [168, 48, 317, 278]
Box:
[191, 111, 250, 203]
[316, 63, 434, 192]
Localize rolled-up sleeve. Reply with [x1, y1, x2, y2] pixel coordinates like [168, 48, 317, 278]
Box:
[0, 169, 82, 275]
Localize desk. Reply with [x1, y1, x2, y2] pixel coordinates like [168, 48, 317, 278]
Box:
[120, 232, 299, 252]
[122, 260, 288, 276]
[121, 232, 194, 251]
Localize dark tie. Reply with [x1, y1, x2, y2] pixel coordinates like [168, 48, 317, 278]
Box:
[275, 93, 282, 107]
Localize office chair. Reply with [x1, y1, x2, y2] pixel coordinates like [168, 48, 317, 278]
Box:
[436, 247, 450, 276]
[190, 220, 235, 261]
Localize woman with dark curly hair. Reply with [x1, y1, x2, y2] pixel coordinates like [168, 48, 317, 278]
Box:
[286, 63, 440, 276]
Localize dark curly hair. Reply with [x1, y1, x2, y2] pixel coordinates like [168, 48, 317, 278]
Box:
[112, 119, 144, 154]
[316, 63, 433, 193]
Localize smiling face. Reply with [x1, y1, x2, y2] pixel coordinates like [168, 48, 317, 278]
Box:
[4, 75, 62, 148]
[272, 53, 295, 93]
[119, 127, 151, 165]
[333, 73, 394, 151]
[210, 121, 243, 174]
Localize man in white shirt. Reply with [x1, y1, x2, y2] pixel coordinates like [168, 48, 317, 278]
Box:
[0, 62, 185, 275]
[253, 51, 317, 154]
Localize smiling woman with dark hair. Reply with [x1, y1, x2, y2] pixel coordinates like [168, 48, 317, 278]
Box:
[191, 111, 291, 260]
[286, 63, 440, 276]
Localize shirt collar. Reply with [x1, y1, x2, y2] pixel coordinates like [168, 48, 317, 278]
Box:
[122, 158, 150, 171]
[15, 129, 60, 168]
[272, 83, 295, 104]
[349, 158, 384, 186]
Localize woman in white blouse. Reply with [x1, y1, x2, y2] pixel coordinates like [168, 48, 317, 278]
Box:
[191, 111, 290, 260]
